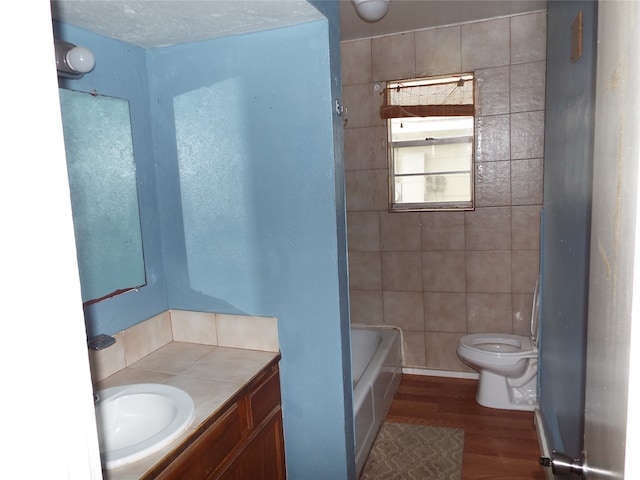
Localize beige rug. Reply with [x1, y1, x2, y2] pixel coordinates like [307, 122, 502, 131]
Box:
[360, 422, 464, 480]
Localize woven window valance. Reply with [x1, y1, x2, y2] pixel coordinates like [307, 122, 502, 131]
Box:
[380, 75, 475, 119]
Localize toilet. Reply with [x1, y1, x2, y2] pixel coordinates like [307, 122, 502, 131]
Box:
[457, 278, 540, 411]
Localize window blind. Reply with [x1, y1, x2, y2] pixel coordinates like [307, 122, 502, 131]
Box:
[380, 75, 475, 119]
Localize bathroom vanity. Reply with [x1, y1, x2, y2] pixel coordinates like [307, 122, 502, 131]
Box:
[143, 358, 284, 480]
[90, 311, 284, 479]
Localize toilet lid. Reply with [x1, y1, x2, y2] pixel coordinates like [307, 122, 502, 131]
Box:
[531, 276, 541, 346]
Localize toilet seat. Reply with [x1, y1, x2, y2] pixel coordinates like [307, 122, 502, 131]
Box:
[459, 333, 536, 356]
[457, 333, 537, 374]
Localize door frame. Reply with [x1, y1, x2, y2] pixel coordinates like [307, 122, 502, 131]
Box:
[583, 1, 640, 478]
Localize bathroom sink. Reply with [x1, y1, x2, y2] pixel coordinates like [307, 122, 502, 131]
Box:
[94, 383, 195, 469]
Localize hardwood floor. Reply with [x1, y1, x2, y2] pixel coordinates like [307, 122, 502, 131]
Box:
[385, 374, 547, 480]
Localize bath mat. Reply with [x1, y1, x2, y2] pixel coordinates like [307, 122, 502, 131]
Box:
[360, 422, 464, 480]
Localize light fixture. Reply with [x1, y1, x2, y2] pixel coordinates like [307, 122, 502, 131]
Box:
[352, 0, 390, 23]
[55, 39, 95, 78]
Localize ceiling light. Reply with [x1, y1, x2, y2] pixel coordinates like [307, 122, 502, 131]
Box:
[352, 0, 391, 23]
[55, 39, 95, 78]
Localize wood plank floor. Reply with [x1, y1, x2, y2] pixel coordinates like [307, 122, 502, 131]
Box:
[385, 374, 547, 480]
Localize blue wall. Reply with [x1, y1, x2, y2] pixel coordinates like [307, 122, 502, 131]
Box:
[55, 2, 355, 478]
[146, 18, 354, 478]
[541, 1, 597, 456]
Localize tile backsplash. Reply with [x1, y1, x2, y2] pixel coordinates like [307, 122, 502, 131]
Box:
[88, 310, 279, 384]
[342, 11, 546, 373]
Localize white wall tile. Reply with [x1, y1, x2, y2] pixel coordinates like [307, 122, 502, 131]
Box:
[461, 17, 510, 70]
[383, 291, 425, 330]
[347, 211, 381, 252]
[350, 290, 384, 325]
[170, 309, 218, 345]
[512, 158, 544, 205]
[510, 61, 546, 112]
[511, 11, 547, 64]
[123, 311, 172, 365]
[345, 169, 389, 211]
[475, 114, 511, 162]
[88, 331, 126, 383]
[341, 39, 372, 85]
[349, 251, 383, 290]
[511, 110, 545, 159]
[415, 26, 462, 77]
[344, 126, 387, 171]
[372, 32, 416, 81]
[216, 314, 279, 352]
[342, 84, 377, 128]
[475, 66, 510, 116]
[475, 161, 512, 207]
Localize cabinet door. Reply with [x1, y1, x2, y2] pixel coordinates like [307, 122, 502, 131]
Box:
[156, 405, 243, 480]
[217, 411, 285, 480]
[248, 368, 281, 428]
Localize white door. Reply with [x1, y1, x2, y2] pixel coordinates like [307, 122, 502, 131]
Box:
[2, 2, 103, 478]
[583, 1, 640, 478]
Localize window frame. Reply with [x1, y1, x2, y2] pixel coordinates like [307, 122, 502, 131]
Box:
[383, 74, 476, 212]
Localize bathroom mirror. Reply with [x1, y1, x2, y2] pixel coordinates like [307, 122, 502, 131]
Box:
[58, 88, 146, 303]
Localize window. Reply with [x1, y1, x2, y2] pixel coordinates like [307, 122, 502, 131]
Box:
[382, 74, 475, 211]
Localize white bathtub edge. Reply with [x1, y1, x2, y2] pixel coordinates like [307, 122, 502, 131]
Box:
[351, 323, 406, 366]
[352, 326, 402, 478]
[402, 366, 479, 379]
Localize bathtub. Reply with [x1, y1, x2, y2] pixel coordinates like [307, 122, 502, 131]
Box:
[351, 326, 402, 477]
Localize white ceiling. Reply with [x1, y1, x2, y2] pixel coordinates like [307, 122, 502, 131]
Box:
[50, 1, 325, 48]
[51, 0, 547, 48]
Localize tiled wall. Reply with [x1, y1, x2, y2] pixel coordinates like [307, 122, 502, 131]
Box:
[88, 310, 279, 383]
[342, 11, 546, 373]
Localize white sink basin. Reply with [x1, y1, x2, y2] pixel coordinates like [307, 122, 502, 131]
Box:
[94, 383, 195, 469]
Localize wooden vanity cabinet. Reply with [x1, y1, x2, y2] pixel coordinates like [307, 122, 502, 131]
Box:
[144, 359, 285, 480]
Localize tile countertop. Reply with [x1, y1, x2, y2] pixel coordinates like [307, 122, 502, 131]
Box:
[95, 341, 280, 480]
